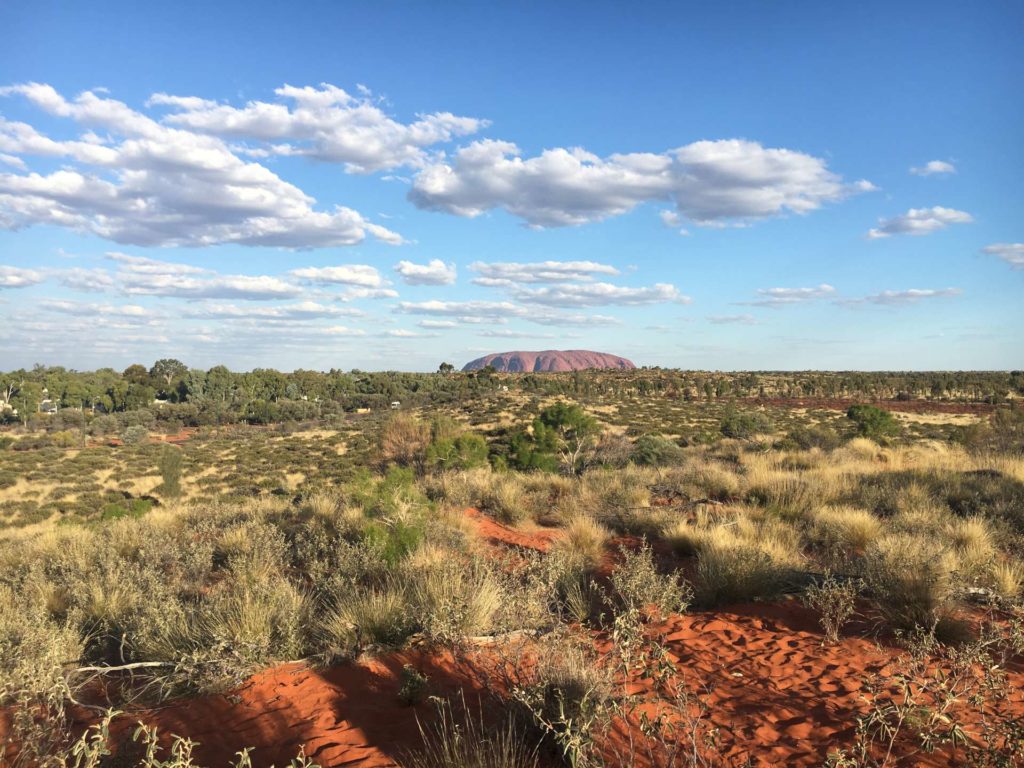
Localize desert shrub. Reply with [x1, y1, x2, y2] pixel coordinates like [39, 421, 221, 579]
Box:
[380, 414, 431, 471]
[631, 434, 684, 467]
[0, 584, 83, 763]
[803, 572, 860, 644]
[412, 560, 503, 642]
[988, 560, 1023, 602]
[479, 474, 531, 525]
[513, 636, 613, 766]
[945, 516, 996, 581]
[784, 425, 843, 451]
[426, 433, 489, 472]
[719, 408, 774, 439]
[157, 445, 184, 499]
[551, 515, 609, 572]
[397, 664, 430, 706]
[401, 697, 540, 768]
[591, 432, 634, 468]
[121, 424, 150, 445]
[363, 518, 426, 566]
[862, 533, 958, 632]
[610, 542, 691, 616]
[696, 540, 790, 606]
[192, 580, 309, 680]
[813, 506, 883, 560]
[318, 580, 414, 658]
[846, 404, 901, 441]
[100, 497, 153, 521]
[688, 513, 802, 606]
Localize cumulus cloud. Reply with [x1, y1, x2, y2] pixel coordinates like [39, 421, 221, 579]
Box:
[182, 301, 364, 320]
[470, 260, 619, 286]
[739, 283, 836, 307]
[394, 299, 618, 327]
[479, 329, 557, 339]
[0, 265, 44, 288]
[290, 264, 384, 287]
[409, 138, 873, 228]
[40, 299, 158, 321]
[149, 83, 487, 173]
[0, 83, 402, 248]
[839, 288, 963, 306]
[417, 319, 458, 329]
[512, 281, 690, 308]
[910, 160, 956, 176]
[394, 259, 457, 285]
[982, 243, 1024, 270]
[707, 314, 759, 325]
[867, 206, 973, 238]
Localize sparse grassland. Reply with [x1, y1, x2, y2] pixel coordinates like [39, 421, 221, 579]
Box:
[1, 371, 1023, 766]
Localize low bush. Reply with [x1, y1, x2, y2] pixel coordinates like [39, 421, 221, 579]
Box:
[862, 533, 958, 633]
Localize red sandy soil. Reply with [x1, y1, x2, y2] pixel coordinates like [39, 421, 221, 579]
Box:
[464, 507, 560, 552]
[6, 510, 1023, 767]
[40, 603, 1020, 768]
[744, 397, 996, 415]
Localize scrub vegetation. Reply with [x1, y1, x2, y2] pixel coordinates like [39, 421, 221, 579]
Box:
[2, 366, 1023, 767]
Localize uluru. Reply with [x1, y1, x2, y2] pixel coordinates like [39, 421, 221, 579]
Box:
[462, 349, 637, 372]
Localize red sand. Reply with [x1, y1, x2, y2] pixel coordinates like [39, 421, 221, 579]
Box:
[48, 602, 1021, 768]
[6, 510, 1022, 766]
[464, 507, 561, 552]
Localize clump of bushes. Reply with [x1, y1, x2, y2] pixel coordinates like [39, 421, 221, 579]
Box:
[846, 404, 901, 441]
[720, 409, 774, 439]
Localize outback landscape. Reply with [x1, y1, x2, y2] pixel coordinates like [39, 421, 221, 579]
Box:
[1, 362, 1024, 767]
[2, 2, 1021, 766]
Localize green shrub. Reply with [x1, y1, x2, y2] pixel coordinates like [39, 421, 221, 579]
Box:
[121, 425, 150, 445]
[846, 404, 901, 440]
[720, 409, 774, 439]
[157, 445, 184, 498]
[631, 434, 684, 466]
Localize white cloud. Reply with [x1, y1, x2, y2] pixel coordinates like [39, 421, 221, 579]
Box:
[479, 329, 557, 339]
[410, 138, 873, 228]
[910, 160, 956, 176]
[839, 288, 963, 306]
[470, 260, 619, 286]
[0, 83, 402, 248]
[150, 83, 487, 173]
[106, 251, 207, 275]
[290, 264, 385, 287]
[183, 301, 363, 320]
[323, 325, 366, 336]
[0, 265, 44, 288]
[739, 283, 836, 307]
[417, 319, 458, 329]
[396, 299, 522, 319]
[708, 314, 759, 325]
[394, 259, 457, 286]
[512, 281, 690, 307]
[982, 243, 1024, 270]
[40, 299, 157, 321]
[867, 206, 973, 238]
[382, 329, 437, 338]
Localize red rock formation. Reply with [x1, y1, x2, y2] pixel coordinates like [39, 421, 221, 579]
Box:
[462, 349, 636, 372]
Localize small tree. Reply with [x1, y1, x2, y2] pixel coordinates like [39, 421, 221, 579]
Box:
[438, 362, 455, 374]
[536, 403, 600, 475]
[846, 404, 901, 440]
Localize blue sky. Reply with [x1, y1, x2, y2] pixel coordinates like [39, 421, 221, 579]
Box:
[0, 0, 1021, 371]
